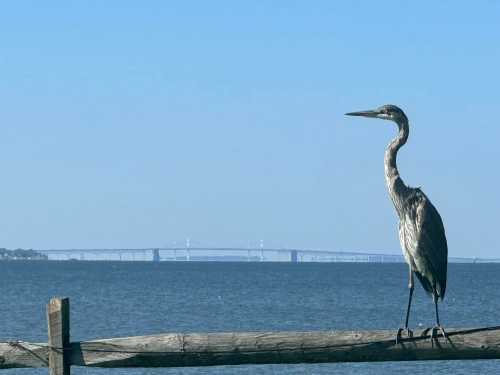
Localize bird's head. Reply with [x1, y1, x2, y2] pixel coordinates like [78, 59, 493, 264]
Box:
[345, 104, 408, 124]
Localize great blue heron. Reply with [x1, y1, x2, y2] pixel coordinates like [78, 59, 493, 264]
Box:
[345, 105, 448, 343]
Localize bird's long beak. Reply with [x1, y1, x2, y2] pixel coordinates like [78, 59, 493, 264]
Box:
[345, 109, 380, 118]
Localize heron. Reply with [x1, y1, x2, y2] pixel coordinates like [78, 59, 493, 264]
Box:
[345, 105, 448, 343]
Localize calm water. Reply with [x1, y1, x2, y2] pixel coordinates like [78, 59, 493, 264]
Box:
[1, 261, 499, 374]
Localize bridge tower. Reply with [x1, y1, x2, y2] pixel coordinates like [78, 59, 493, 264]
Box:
[186, 238, 191, 261]
[152, 248, 160, 262]
[260, 240, 264, 262]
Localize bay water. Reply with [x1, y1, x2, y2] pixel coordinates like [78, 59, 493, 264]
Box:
[1, 261, 499, 374]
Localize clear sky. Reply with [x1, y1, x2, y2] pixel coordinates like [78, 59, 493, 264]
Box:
[0, 1, 499, 257]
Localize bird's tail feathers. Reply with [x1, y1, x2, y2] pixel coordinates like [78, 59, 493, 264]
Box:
[415, 271, 446, 301]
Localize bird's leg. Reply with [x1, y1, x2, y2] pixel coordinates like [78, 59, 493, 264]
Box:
[431, 296, 447, 340]
[422, 294, 447, 341]
[396, 268, 414, 344]
[404, 271, 415, 330]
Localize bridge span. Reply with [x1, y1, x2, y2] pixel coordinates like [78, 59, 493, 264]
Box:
[36, 247, 406, 263]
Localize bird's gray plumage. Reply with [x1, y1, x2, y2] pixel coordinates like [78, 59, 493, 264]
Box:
[346, 104, 448, 336]
[398, 187, 447, 299]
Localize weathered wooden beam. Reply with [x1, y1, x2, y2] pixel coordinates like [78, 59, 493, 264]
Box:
[2, 327, 500, 368]
[47, 298, 70, 375]
[0, 341, 49, 368]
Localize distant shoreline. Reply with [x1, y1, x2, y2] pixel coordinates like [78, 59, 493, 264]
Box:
[5, 256, 499, 264]
[0, 248, 48, 260]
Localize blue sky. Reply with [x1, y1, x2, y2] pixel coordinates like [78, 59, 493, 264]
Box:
[0, 1, 499, 257]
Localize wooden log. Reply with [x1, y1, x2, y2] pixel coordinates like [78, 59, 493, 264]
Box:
[0, 341, 49, 368]
[2, 327, 500, 368]
[47, 298, 70, 375]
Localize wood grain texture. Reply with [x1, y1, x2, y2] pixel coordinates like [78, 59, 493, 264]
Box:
[47, 298, 70, 375]
[2, 327, 500, 369]
[0, 342, 49, 368]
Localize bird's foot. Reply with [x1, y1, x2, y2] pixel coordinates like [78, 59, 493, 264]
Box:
[395, 327, 413, 344]
[421, 325, 447, 341]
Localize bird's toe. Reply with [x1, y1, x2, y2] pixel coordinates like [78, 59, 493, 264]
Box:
[395, 327, 413, 344]
[421, 326, 447, 341]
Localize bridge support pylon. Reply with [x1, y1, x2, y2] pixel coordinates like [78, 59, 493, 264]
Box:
[290, 250, 298, 263]
[152, 249, 160, 262]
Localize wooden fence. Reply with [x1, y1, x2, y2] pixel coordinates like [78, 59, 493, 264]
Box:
[1, 298, 499, 374]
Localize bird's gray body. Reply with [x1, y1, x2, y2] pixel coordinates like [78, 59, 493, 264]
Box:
[394, 185, 447, 299]
[383, 108, 448, 301]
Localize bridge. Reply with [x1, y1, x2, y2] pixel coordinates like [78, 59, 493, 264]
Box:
[34, 247, 488, 263]
[36, 247, 403, 262]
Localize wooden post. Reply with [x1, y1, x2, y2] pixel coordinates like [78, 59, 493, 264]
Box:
[47, 298, 70, 375]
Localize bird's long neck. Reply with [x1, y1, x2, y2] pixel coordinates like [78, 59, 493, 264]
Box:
[384, 118, 410, 213]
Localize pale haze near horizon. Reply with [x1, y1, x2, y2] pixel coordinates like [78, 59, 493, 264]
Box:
[0, 2, 499, 258]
